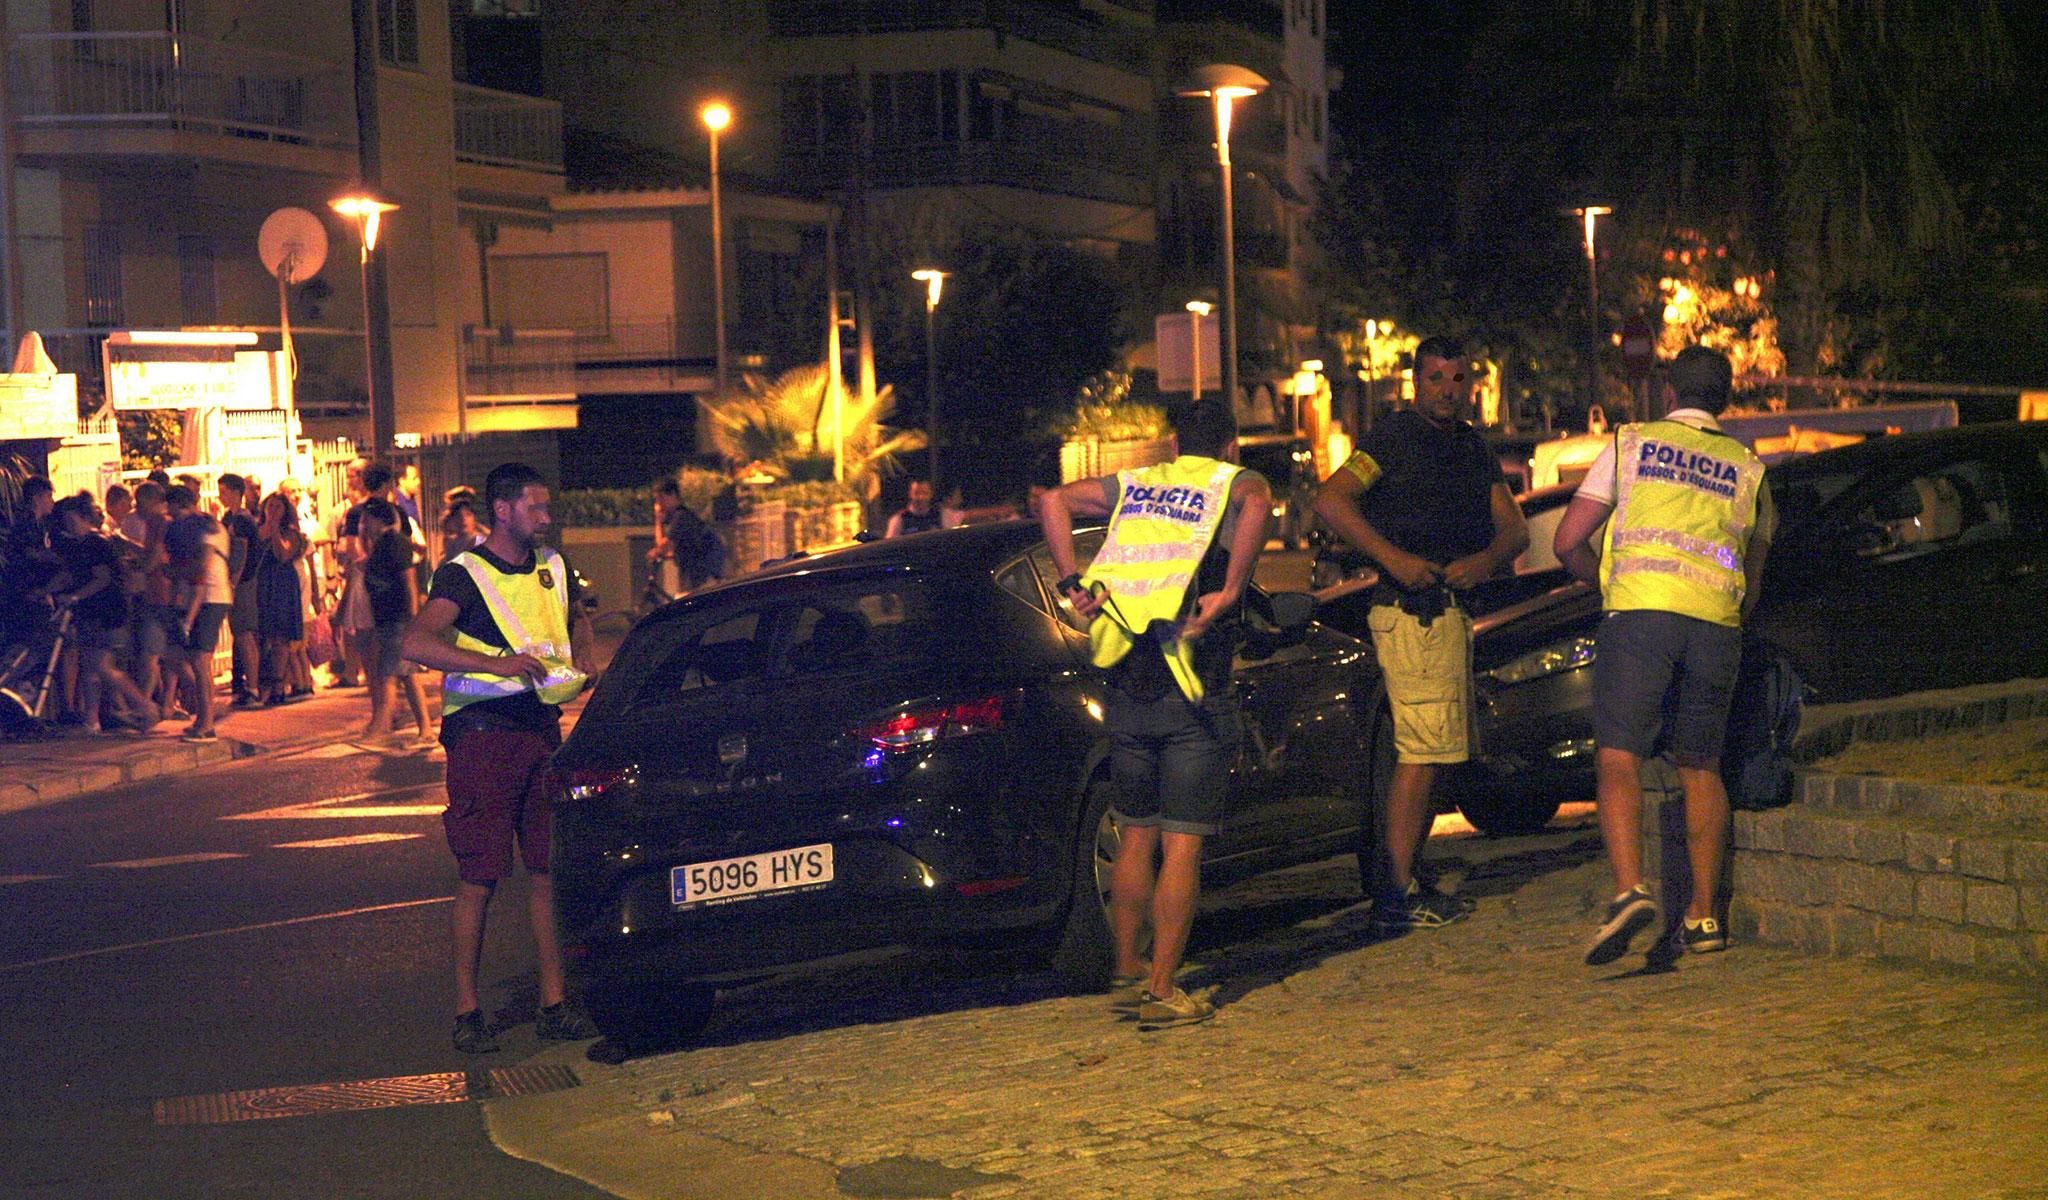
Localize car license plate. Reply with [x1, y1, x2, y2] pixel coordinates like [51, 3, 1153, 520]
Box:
[672, 843, 834, 909]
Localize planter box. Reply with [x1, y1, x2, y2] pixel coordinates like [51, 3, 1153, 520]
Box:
[1060, 435, 1174, 482]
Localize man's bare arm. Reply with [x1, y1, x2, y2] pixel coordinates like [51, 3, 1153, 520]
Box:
[1038, 479, 1117, 620]
[1182, 474, 1272, 642]
[1552, 494, 1612, 586]
[402, 595, 547, 682]
[1310, 465, 1441, 590]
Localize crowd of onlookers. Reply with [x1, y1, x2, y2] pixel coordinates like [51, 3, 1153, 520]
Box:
[0, 457, 490, 747]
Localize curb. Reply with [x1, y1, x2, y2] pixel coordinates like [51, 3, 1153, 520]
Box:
[0, 735, 251, 817]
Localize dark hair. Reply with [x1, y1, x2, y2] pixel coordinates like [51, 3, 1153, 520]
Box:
[443, 484, 478, 506]
[362, 463, 395, 493]
[217, 472, 246, 494]
[1412, 335, 1464, 366]
[134, 480, 165, 504]
[1667, 344, 1735, 414]
[52, 493, 97, 525]
[360, 497, 400, 528]
[23, 476, 54, 502]
[104, 483, 131, 505]
[1173, 398, 1238, 460]
[653, 476, 682, 499]
[484, 462, 545, 513]
[165, 484, 198, 510]
[146, 469, 171, 487]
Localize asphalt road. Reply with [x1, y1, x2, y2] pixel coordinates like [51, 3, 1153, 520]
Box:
[0, 740, 610, 1200]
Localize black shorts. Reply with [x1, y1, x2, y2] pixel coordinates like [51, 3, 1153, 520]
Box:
[1591, 609, 1743, 769]
[181, 602, 232, 657]
[1105, 687, 1239, 837]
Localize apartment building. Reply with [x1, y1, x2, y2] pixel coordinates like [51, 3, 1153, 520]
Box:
[1, 0, 567, 441]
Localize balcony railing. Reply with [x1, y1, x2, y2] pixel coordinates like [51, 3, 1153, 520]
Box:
[462, 326, 576, 399]
[452, 83, 563, 174]
[786, 140, 1151, 207]
[8, 32, 354, 150]
[767, 0, 1149, 72]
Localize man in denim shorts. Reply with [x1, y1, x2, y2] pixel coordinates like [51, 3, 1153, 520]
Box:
[1314, 336, 1528, 932]
[1040, 399, 1270, 1030]
[1554, 345, 1776, 963]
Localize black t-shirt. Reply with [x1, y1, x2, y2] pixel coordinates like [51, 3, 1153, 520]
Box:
[223, 511, 261, 583]
[54, 531, 127, 627]
[427, 544, 579, 731]
[1346, 409, 1504, 593]
[363, 531, 417, 625]
[342, 500, 414, 540]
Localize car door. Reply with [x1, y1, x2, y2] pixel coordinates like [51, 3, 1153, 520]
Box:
[1775, 440, 2045, 700]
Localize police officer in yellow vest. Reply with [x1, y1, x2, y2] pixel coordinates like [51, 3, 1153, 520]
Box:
[1554, 345, 1776, 966]
[403, 461, 598, 1053]
[1040, 399, 1270, 1031]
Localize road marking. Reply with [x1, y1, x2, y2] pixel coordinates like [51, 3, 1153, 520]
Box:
[153, 1064, 580, 1125]
[226, 783, 445, 822]
[0, 873, 61, 886]
[292, 743, 366, 760]
[0, 896, 452, 974]
[93, 852, 247, 870]
[273, 832, 424, 850]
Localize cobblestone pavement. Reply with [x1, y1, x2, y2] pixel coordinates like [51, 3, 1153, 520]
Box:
[489, 819, 2048, 1199]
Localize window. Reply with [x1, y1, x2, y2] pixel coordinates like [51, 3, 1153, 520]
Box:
[644, 610, 770, 696]
[1847, 459, 2014, 563]
[377, 0, 420, 67]
[1029, 531, 1106, 633]
[782, 584, 949, 676]
[83, 226, 124, 328]
[995, 557, 1048, 615]
[178, 234, 217, 325]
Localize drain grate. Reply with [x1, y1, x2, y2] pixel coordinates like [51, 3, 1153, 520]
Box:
[152, 1064, 579, 1125]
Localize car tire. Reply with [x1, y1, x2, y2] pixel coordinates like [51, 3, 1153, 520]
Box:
[583, 945, 715, 1054]
[1454, 790, 1564, 838]
[1047, 776, 1140, 992]
[1355, 701, 1393, 899]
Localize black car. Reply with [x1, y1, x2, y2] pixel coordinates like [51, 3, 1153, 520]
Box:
[552, 521, 1377, 1043]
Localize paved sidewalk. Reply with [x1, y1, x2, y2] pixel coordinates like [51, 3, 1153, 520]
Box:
[485, 828, 2048, 1199]
[0, 684, 427, 814]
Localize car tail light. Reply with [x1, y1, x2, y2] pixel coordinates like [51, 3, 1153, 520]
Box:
[561, 764, 636, 802]
[852, 695, 1010, 754]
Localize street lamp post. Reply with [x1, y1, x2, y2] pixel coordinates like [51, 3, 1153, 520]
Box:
[911, 268, 948, 494]
[1184, 299, 1212, 400]
[329, 192, 399, 455]
[701, 101, 733, 396]
[1571, 204, 1612, 419]
[1179, 64, 1268, 421]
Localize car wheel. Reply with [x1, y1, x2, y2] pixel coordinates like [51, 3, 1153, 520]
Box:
[1455, 790, 1564, 838]
[583, 945, 715, 1054]
[1355, 701, 1393, 899]
[1047, 776, 1145, 991]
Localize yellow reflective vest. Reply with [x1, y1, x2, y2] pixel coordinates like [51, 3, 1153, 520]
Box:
[1083, 456, 1242, 702]
[441, 545, 588, 716]
[1600, 419, 1765, 627]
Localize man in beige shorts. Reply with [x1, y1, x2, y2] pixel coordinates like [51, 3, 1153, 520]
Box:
[1313, 336, 1528, 931]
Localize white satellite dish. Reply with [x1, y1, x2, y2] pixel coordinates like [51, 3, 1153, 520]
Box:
[258, 206, 329, 284]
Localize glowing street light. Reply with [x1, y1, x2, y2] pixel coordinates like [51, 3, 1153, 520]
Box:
[911, 268, 949, 494]
[1179, 64, 1268, 419]
[1185, 299, 1212, 400]
[701, 100, 734, 394]
[330, 191, 399, 453]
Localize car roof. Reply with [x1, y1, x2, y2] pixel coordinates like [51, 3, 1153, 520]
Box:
[687, 519, 1060, 599]
[1768, 420, 2047, 483]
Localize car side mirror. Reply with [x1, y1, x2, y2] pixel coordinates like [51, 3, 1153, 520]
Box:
[1240, 589, 1315, 660]
[1261, 589, 1316, 631]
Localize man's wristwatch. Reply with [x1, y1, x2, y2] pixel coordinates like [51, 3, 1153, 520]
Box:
[1057, 573, 1085, 598]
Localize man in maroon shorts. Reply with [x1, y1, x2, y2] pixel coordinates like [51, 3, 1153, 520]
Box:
[403, 462, 598, 1053]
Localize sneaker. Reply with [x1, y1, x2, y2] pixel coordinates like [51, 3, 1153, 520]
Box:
[232, 693, 261, 709]
[535, 1000, 599, 1042]
[1135, 987, 1215, 1031]
[1681, 915, 1728, 954]
[1585, 885, 1661, 965]
[180, 728, 218, 743]
[1107, 973, 1148, 1014]
[1372, 879, 1471, 933]
[453, 1009, 500, 1054]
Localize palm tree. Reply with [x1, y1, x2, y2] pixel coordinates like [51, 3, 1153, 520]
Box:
[697, 363, 925, 492]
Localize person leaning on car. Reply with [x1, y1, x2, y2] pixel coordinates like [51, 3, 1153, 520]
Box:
[1038, 397, 1270, 1031]
[1311, 335, 1528, 933]
[1552, 344, 1776, 966]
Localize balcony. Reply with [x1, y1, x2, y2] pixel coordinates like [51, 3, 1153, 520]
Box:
[568, 320, 714, 397]
[452, 83, 563, 175]
[786, 139, 1151, 208]
[767, 0, 1149, 73]
[8, 32, 354, 160]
